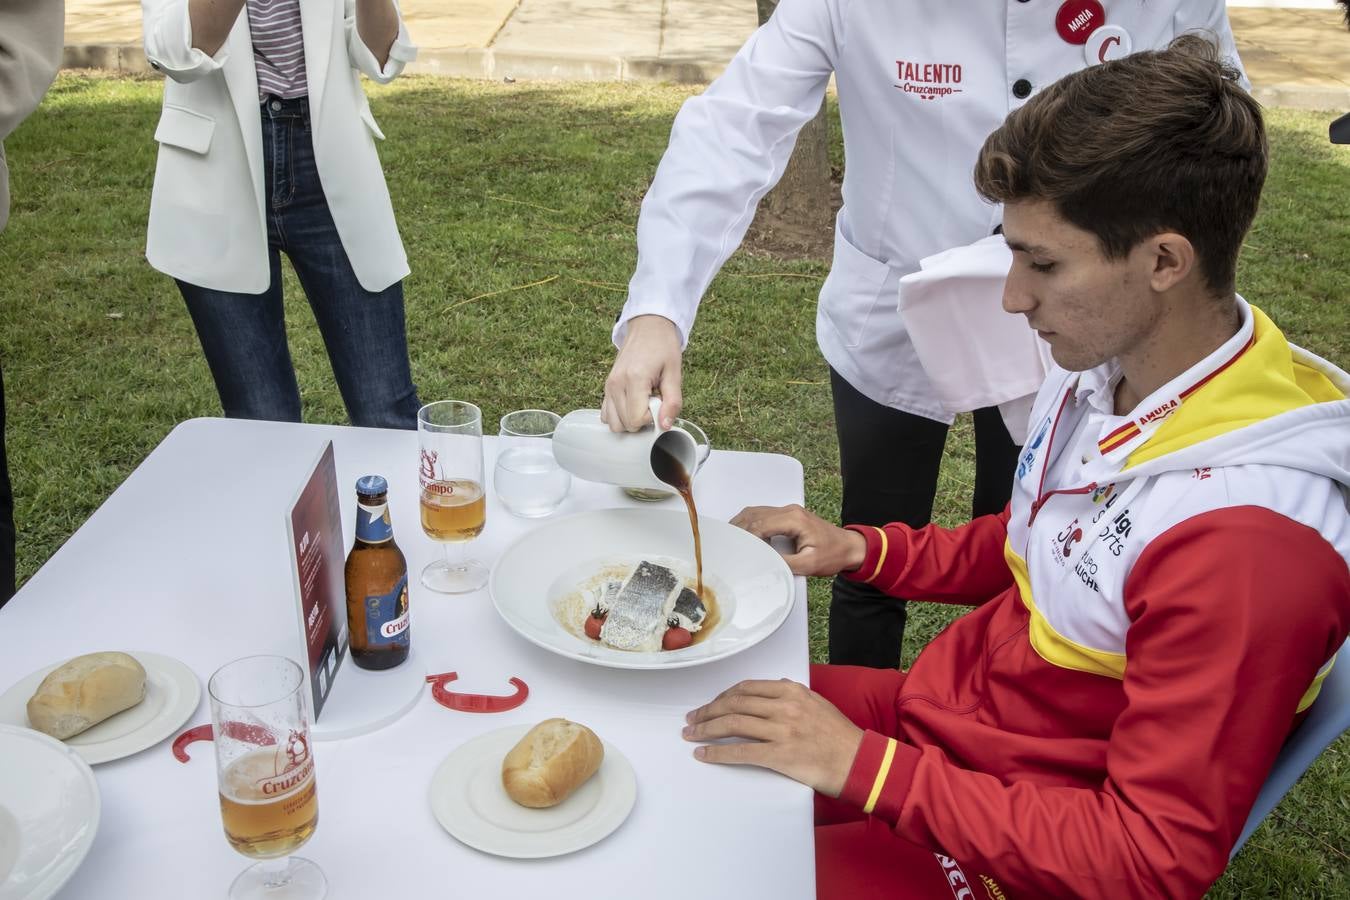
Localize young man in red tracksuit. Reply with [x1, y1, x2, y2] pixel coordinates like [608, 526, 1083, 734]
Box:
[682, 37, 1350, 899]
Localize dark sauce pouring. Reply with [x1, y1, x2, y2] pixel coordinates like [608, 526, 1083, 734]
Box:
[651, 435, 702, 598]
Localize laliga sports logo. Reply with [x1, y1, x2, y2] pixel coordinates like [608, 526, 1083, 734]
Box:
[257, 730, 313, 796]
[1091, 483, 1115, 505]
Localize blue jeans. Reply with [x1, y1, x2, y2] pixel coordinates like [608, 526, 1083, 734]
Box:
[176, 96, 420, 429]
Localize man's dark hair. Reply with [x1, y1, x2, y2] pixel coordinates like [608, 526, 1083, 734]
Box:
[973, 35, 1267, 297]
[1339, 0, 1349, 28]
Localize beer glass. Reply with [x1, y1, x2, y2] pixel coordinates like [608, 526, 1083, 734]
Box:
[417, 400, 489, 593]
[495, 409, 570, 518]
[209, 655, 324, 900]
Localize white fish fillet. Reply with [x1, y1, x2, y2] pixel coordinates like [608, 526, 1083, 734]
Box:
[599, 560, 681, 652]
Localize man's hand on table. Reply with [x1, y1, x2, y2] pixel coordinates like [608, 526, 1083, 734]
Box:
[686, 492, 870, 796]
[602, 314, 683, 432]
[731, 505, 867, 577]
[683, 679, 863, 798]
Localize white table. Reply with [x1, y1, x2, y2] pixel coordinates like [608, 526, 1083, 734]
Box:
[0, 418, 814, 899]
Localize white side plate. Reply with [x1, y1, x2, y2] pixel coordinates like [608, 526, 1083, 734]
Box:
[0, 652, 202, 765]
[429, 724, 636, 859]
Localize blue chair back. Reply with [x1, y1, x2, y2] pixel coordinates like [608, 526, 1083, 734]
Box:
[1231, 639, 1350, 857]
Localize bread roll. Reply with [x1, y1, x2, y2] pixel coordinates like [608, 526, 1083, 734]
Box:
[501, 718, 604, 808]
[26, 651, 147, 740]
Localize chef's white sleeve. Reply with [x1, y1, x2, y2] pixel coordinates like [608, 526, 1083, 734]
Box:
[613, 0, 847, 348]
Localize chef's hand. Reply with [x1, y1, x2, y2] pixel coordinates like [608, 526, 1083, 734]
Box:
[683, 679, 864, 798]
[731, 505, 867, 577]
[602, 315, 683, 433]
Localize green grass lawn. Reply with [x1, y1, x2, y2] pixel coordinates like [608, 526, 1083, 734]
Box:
[2, 72, 1347, 896]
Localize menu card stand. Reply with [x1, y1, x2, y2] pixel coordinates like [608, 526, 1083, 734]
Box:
[286, 440, 424, 741]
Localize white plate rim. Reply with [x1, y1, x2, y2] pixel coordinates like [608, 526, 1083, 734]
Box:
[429, 723, 637, 859]
[489, 508, 795, 670]
[0, 651, 202, 765]
[0, 723, 101, 900]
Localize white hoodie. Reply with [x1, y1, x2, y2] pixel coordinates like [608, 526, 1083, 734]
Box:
[1006, 298, 1349, 702]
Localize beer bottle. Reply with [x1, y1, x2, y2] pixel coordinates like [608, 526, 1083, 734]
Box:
[345, 475, 410, 670]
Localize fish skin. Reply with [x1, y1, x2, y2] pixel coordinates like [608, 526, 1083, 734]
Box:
[599, 561, 681, 652]
[672, 587, 706, 631]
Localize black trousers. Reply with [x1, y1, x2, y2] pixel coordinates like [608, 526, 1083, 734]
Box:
[0, 361, 14, 607]
[827, 367, 1021, 669]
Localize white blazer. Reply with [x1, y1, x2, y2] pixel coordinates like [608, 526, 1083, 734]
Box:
[615, 0, 1245, 423]
[142, 0, 417, 293]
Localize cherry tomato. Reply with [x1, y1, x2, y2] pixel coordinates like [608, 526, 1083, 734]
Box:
[662, 626, 693, 651]
[584, 609, 606, 640]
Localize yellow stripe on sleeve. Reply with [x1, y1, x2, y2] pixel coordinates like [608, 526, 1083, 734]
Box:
[863, 526, 889, 584]
[862, 738, 898, 814]
[1296, 656, 1337, 713]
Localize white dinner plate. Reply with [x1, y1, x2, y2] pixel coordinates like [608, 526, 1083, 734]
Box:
[0, 724, 100, 900]
[490, 508, 795, 669]
[0, 652, 202, 765]
[429, 723, 636, 859]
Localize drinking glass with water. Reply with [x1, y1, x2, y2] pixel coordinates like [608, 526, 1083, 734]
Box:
[495, 410, 571, 518]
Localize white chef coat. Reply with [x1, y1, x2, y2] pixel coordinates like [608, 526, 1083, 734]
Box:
[615, 0, 1246, 422]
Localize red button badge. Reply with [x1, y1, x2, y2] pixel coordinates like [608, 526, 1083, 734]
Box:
[1055, 0, 1106, 45]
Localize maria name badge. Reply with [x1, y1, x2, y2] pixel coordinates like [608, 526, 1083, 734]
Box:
[1056, 0, 1106, 45]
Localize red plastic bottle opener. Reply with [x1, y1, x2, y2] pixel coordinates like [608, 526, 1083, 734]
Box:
[173, 675, 530, 761]
[426, 671, 529, 713]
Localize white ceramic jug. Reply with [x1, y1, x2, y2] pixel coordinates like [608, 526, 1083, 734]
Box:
[553, 397, 700, 492]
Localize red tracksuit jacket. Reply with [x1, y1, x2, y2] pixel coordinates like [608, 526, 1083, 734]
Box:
[834, 303, 1350, 898]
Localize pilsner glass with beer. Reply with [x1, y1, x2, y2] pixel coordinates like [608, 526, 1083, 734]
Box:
[417, 400, 489, 593]
[209, 655, 324, 900]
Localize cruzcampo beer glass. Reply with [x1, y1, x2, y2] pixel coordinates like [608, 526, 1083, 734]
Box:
[417, 400, 489, 593]
[209, 656, 324, 900]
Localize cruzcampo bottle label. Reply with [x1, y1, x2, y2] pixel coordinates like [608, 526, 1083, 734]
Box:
[356, 500, 393, 543]
[365, 575, 410, 647]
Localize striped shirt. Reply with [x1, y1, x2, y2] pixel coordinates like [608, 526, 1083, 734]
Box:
[248, 0, 308, 101]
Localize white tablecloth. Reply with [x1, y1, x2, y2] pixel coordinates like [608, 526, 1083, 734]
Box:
[0, 418, 815, 899]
